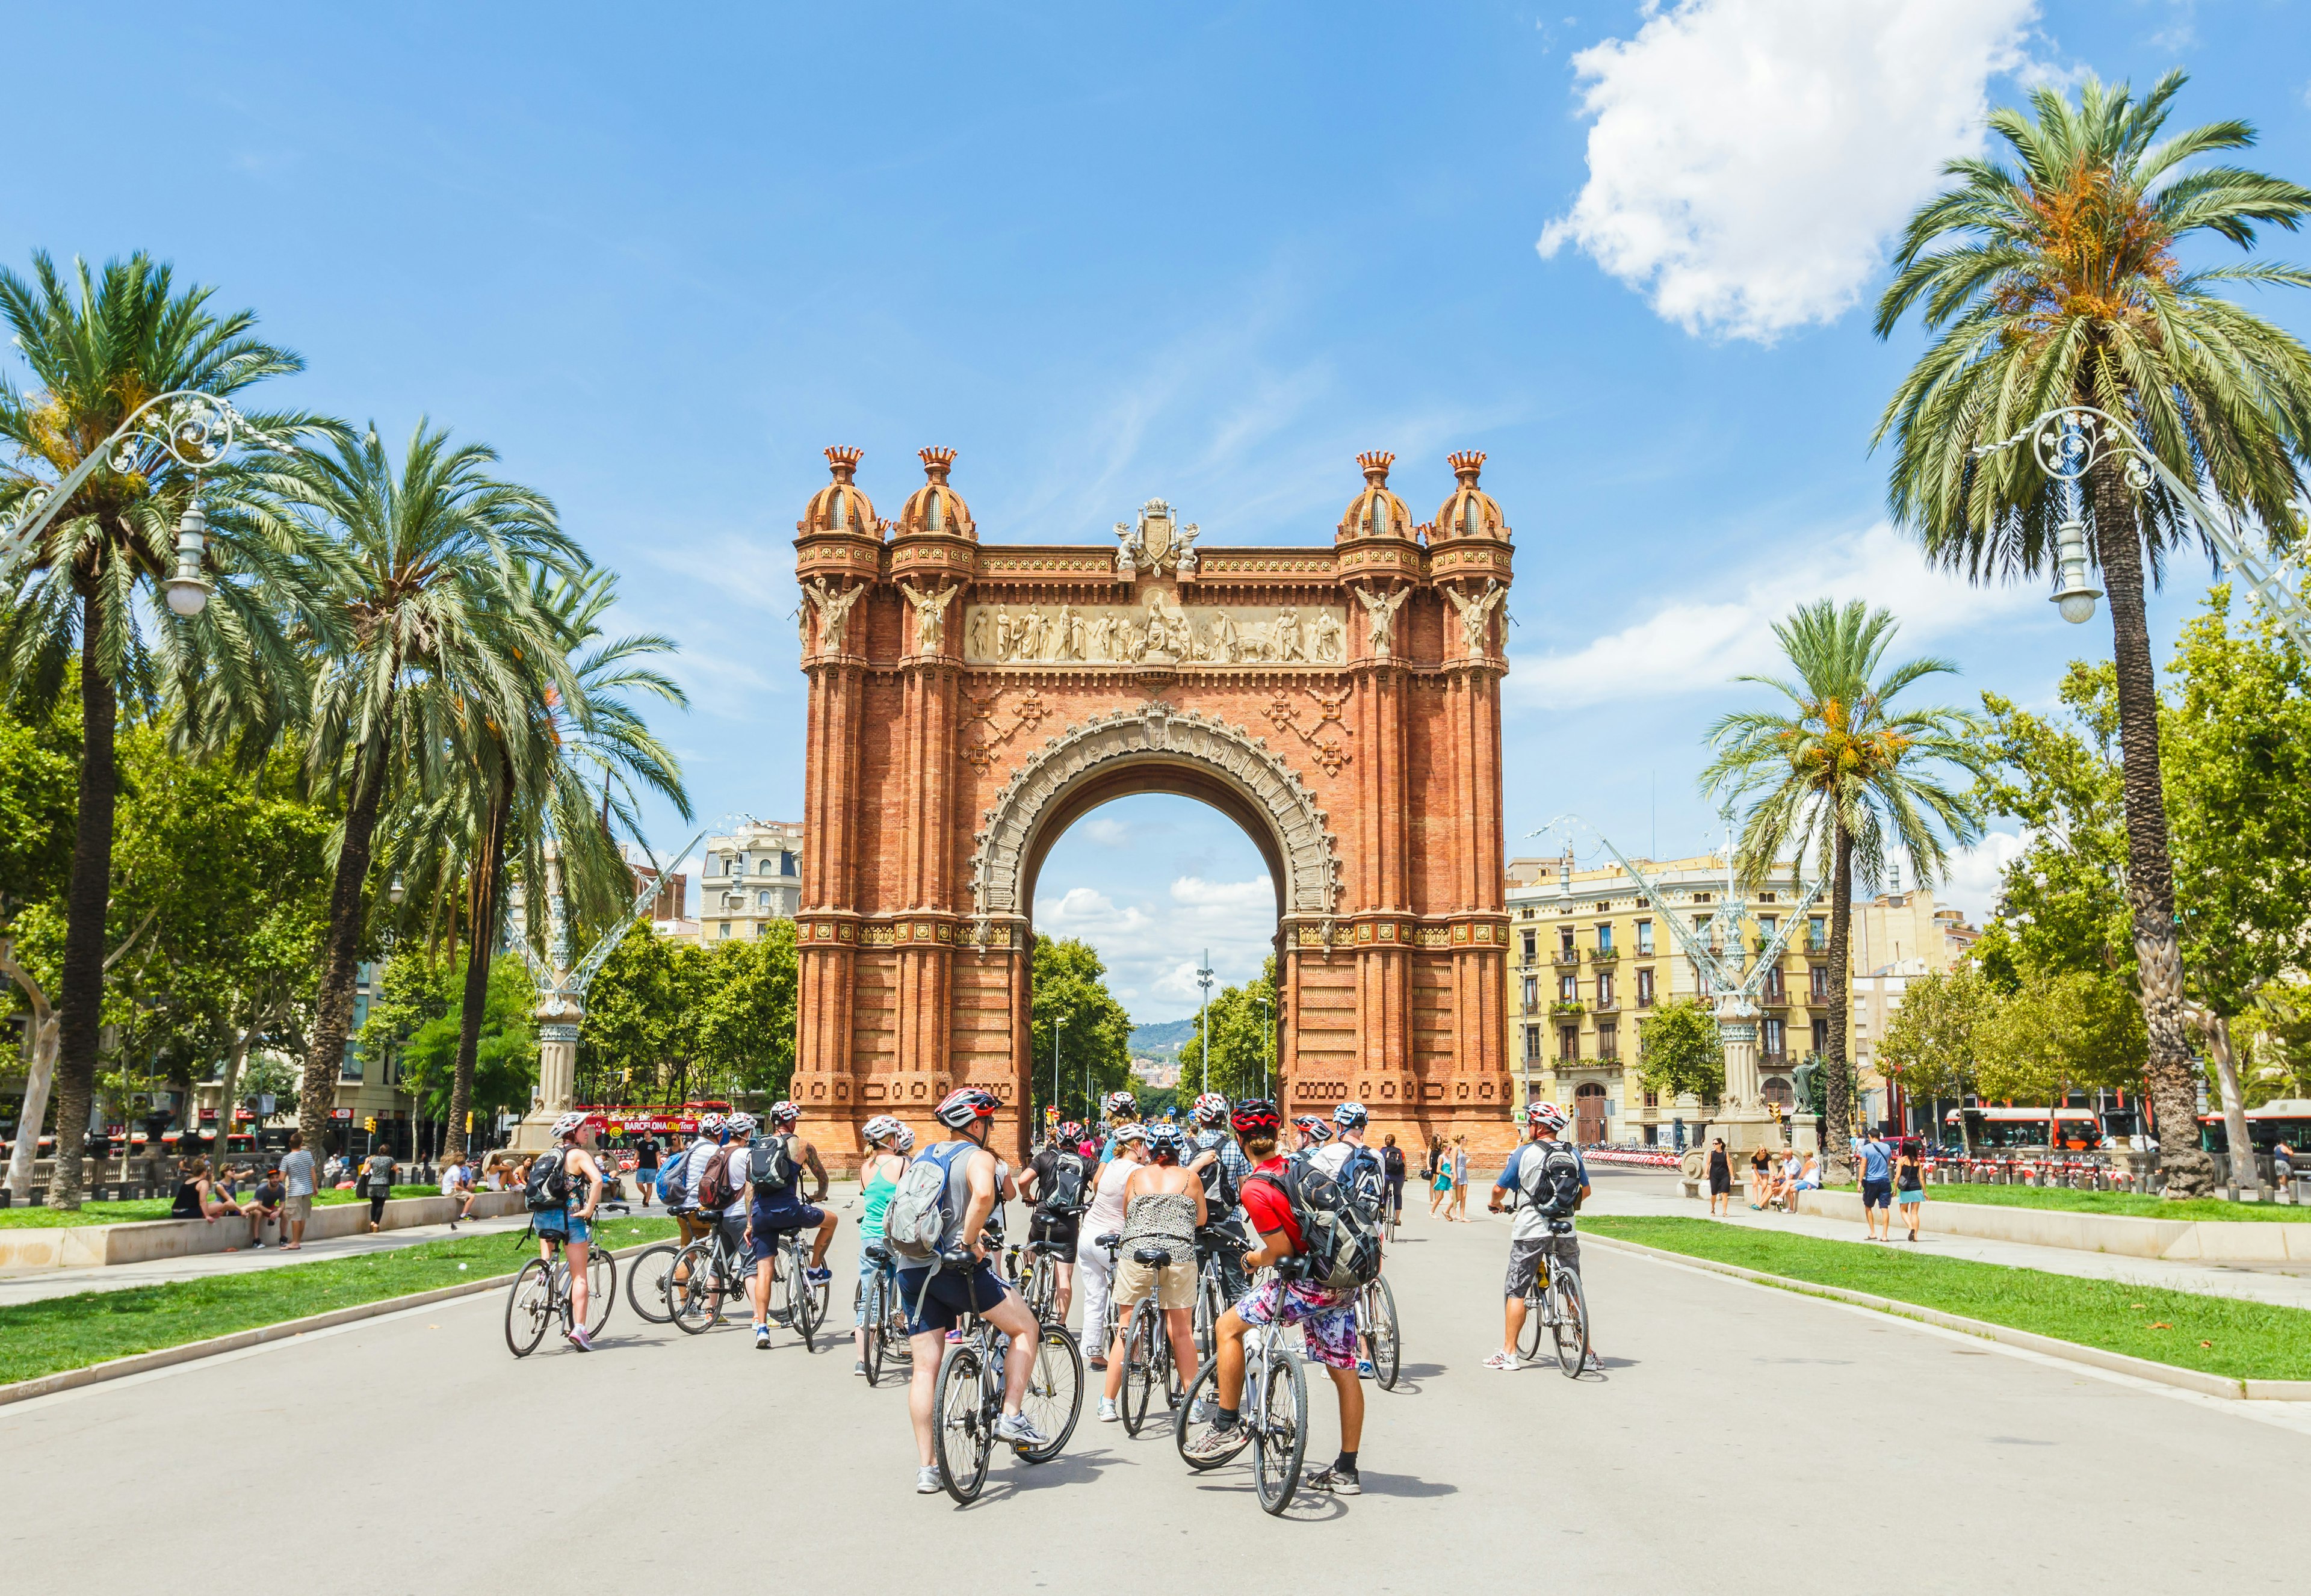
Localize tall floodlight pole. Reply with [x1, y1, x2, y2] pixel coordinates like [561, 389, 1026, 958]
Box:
[1052, 1011, 1068, 1124]
[1196, 952, 1215, 1094]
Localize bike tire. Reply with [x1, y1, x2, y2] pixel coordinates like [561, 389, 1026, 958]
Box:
[1552, 1268, 1591, 1378]
[1518, 1286, 1547, 1361]
[1016, 1322, 1084, 1463]
[788, 1245, 820, 1352]
[1121, 1304, 1157, 1437]
[1193, 1270, 1222, 1363]
[505, 1259, 553, 1358]
[669, 1240, 722, 1335]
[586, 1246, 616, 1338]
[1174, 1361, 1247, 1471]
[861, 1272, 886, 1386]
[933, 1343, 992, 1502]
[1025, 1254, 1056, 1323]
[1366, 1273, 1401, 1390]
[625, 1242, 680, 1324]
[1252, 1348, 1308, 1516]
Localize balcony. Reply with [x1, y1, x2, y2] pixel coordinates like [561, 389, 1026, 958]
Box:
[1552, 948, 1582, 968]
[1591, 997, 1620, 1015]
[1549, 999, 1586, 1017]
[1588, 945, 1620, 964]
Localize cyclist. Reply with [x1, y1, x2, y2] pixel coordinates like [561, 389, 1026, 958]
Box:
[1379, 1133, 1407, 1228]
[1077, 1122, 1146, 1369]
[852, 1113, 909, 1375]
[1184, 1092, 1252, 1302]
[744, 1101, 839, 1350]
[899, 1087, 1053, 1492]
[1292, 1113, 1334, 1153]
[1487, 1101, 1598, 1372]
[1098, 1121, 1206, 1421]
[661, 1112, 726, 1244]
[1310, 1101, 1388, 1379]
[1183, 1099, 1364, 1496]
[1016, 1118, 1092, 1326]
[533, 1110, 607, 1352]
[1097, 1090, 1141, 1164]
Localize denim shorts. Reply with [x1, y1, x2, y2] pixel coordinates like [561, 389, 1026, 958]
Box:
[534, 1210, 593, 1245]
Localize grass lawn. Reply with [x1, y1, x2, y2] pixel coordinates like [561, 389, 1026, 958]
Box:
[1584, 1214, 2311, 1384]
[0, 1185, 456, 1229]
[0, 1214, 678, 1387]
[1826, 1182, 2306, 1225]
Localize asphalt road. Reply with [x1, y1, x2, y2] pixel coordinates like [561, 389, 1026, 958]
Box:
[2, 1174, 2304, 1592]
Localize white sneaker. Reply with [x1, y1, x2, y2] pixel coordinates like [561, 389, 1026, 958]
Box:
[915, 1465, 942, 1494]
[993, 1411, 1051, 1449]
[1098, 1397, 1121, 1423]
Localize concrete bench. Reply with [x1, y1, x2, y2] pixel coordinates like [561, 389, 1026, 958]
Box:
[0, 1191, 528, 1272]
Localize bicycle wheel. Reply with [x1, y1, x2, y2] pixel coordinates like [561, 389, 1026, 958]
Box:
[585, 1246, 616, 1338]
[1016, 1322, 1083, 1463]
[933, 1344, 992, 1503]
[1193, 1270, 1222, 1363]
[1252, 1348, 1308, 1516]
[1551, 1268, 1591, 1378]
[1365, 1273, 1401, 1390]
[624, 1242, 680, 1324]
[1174, 1361, 1248, 1470]
[1160, 1313, 1184, 1409]
[1518, 1284, 1547, 1361]
[1024, 1253, 1056, 1323]
[861, 1272, 886, 1386]
[1121, 1303, 1157, 1436]
[669, 1241, 723, 1335]
[504, 1259, 554, 1358]
[785, 1243, 820, 1352]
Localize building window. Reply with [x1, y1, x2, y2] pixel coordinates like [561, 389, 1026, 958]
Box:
[1809, 965, 1828, 999]
[758, 860, 773, 875]
[1757, 915, 1775, 942]
[1636, 967, 1654, 1007]
[1523, 1024, 1541, 1062]
[1765, 966, 1785, 1003]
[1644, 1086, 1659, 1109]
[1521, 975, 1538, 1010]
[719, 921, 732, 939]
[1808, 914, 1825, 950]
[1763, 1018, 1785, 1056]
[1558, 1026, 1579, 1062]
[1595, 923, 1613, 952]
[1559, 927, 1575, 954]
[782, 851, 797, 876]
[340, 1040, 362, 1083]
[1559, 973, 1577, 1002]
[756, 890, 770, 909]
[1811, 1018, 1829, 1053]
[1597, 1022, 1618, 1060]
[1521, 929, 1536, 963]
[1597, 971, 1615, 1007]
[1636, 919, 1653, 955]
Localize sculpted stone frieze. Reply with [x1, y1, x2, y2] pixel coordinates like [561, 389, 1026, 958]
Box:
[963, 588, 1347, 667]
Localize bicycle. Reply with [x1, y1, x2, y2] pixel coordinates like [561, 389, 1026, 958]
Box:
[760, 1223, 827, 1352]
[916, 1247, 1086, 1503]
[505, 1226, 617, 1357]
[1175, 1260, 1309, 1516]
[625, 1226, 685, 1324]
[1355, 1270, 1400, 1389]
[1116, 1242, 1191, 1436]
[1018, 1230, 1074, 1324]
[1189, 1222, 1244, 1364]
[1515, 1217, 1591, 1378]
[667, 1221, 753, 1334]
[857, 1247, 913, 1387]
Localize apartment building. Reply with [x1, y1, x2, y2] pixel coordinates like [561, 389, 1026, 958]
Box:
[698, 820, 805, 941]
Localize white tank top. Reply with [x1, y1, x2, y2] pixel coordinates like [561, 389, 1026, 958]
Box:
[1087, 1158, 1135, 1234]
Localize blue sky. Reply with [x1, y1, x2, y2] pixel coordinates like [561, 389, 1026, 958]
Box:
[7, 1, 2307, 1020]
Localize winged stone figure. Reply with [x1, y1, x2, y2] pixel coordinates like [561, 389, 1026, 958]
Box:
[1354, 585, 1410, 658]
[897, 580, 961, 653]
[1446, 580, 1508, 656]
[803, 578, 866, 655]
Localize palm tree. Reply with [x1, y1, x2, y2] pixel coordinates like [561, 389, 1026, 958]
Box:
[1873, 71, 2311, 1195]
[277, 422, 581, 1160]
[1701, 601, 1984, 1175]
[0, 253, 328, 1207]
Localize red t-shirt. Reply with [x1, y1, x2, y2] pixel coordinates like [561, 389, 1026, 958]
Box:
[1240, 1157, 1304, 1252]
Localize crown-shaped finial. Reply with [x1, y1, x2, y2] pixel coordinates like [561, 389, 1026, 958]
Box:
[918, 447, 956, 481]
[1356, 450, 1394, 484]
[1448, 450, 1486, 483]
[824, 445, 865, 480]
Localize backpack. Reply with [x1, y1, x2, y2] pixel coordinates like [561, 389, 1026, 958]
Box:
[1252, 1155, 1382, 1292]
[1334, 1145, 1387, 1222]
[1191, 1133, 1240, 1211]
[1038, 1149, 1087, 1213]
[656, 1145, 691, 1205]
[523, 1149, 570, 1212]
[884, 1141, 969, 1263]
[748, 1132, 797, 1194]
[691, 1145, 737, 1211]
[1517, 1140, 1586, 1217]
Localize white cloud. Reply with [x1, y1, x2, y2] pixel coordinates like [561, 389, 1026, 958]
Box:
[1538, 0, 2036, 341]
[1938, 829, 2025, 924]
[1508, 519, 2041, 709]
[1036, 874, 1276, 1021]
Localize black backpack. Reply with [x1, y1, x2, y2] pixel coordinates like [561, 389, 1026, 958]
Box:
[1517, 1140, 1586, 1217]
[1253, 1155, 1382, 1291]
[524, 1149, 571, 1211]
[1192, 1131, 1240, 1210]
[1038, 1149, 1087, 1212]
[748, 1132, 798, 1193]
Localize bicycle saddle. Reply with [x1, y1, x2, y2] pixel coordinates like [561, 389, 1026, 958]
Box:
[863, 1242, 894, 1267]
[1095, 1231, 1123, 1249]
[1548, 1217, 1576, 1235]
[1132, 1246, 1173, 1267]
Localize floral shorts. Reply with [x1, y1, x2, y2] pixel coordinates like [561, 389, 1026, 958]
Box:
[1235, 1277, 1359, 1371]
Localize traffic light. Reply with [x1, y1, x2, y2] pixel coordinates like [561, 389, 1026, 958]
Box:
[364, 1116, 377, 1134]
[465, 1112, 474, 1133]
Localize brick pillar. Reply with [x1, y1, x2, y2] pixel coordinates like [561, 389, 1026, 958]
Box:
[794, 634, 865, 1140]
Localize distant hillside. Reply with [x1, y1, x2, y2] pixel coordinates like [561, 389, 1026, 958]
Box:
[1129, 1018, 1197, 1062]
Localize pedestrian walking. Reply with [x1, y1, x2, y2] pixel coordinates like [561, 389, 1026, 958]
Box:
[278, 1132, 316, 1250]
[1447, 1135, 1471, 1221]
[362, 1143, 398, 1233]
[1427, 1136, 1452, 1216]
[633, 1133, 660, 1208]
[1895, 1140, 1925, 1240]
[1856, 1128, 1894, 1240]
[1707, 1138, 1733, 1216]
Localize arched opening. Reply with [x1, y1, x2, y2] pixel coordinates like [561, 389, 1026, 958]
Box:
[1573, 1081, 1607, 1146]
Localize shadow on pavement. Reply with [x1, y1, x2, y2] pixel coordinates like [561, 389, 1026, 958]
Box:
[1358, 1470, 1457, 1499]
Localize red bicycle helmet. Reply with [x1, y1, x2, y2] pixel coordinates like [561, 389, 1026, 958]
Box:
[935, 1087, 1001, 1130]
[1230, 1098, 1281, 1136]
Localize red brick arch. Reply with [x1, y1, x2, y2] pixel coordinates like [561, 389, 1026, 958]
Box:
[791, 453, 1516, 1161]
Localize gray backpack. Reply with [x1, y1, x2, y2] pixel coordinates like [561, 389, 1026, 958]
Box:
[883, 1142, 967, 1263]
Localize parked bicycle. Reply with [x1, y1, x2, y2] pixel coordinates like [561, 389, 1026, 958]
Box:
[505, 1228, 616, 1357]
[1515, 1217, 1590, 1377]
[1176, 1260, 1309, 1515]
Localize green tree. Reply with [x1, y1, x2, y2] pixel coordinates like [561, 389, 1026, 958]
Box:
[1873, 72, 2311, 1195]
[578, 924, 687, 1104]
[1175, 959, 1279, 1106]
[1703, 601, 1984, 1172]
[1978, 672, 2135, 985]
[1878, 965, 1993, 1146]
[690, 926, 799, 1101]
[395, 955, 539, 1129]
[1028, 936, 1133, 1124]
[1975, 969, 2147, 1145]
[0, 253, 324, 1207]
[276, 422, 578, 1159]
[1636, 996, 1725, 1104]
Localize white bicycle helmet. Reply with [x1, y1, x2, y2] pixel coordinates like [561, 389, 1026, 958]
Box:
[862, 1113, 904, 1145]
[724, 1112, 758, 1138]
[551, 1110, 591, 1140]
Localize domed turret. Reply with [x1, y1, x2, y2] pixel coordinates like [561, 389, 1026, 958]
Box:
[1336, 451, 1413, 543]
[897, 448, 975, 539]
[1432, 451, 1508, 541]
[798, 447, 880, 537]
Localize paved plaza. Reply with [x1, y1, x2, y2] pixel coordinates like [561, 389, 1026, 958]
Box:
[1, 1168, 2303, 1591]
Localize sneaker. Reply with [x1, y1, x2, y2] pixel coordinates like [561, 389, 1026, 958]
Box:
[1482, 1350, 1521, 1372]
[250, 1241, 265, 1249]
[1357, 1359, 1376, 1379]
[916, 1465, 943, 1495]
[1181, 1422, 1246, 1462]
[806, 1265, 832, 1284]
[1189, 1396, 1215, 1424]
[1098, 1396, 1121, 1423]
[753, 1324, 772, 1349]
[1308, 1462, 1361, 1495]
[854, 1359, 869, 1376]
[566, 1325, 593, 1353]
[1582, 1352, 1603, 1373]
[992, 1411, 1051, 1449]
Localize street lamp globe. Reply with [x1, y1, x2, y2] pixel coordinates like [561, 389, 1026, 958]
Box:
[162, 502, 211, 618]
[2049, 514, 2101, 626]
[2056, 590, 2100, 625]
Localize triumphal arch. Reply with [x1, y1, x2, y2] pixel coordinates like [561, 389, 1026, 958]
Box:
[791, 445, 1515, 1159]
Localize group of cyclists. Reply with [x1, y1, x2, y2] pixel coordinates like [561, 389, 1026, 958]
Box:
[516, 1078, 1599, 1505]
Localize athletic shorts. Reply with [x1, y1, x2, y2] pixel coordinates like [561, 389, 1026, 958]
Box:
[1860, 1179, 1892, 1210]
[1234, 1277, 1358, 1371]
[1505, 1232, 1579, 1297]
[895, 1260, 1010, 1334]
[1029, 1209, 1081, 1254]
[747, 1202, 824, 1261]
[534, 1210, 593, 1245]
[1113, 1254, 1195, 1311]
